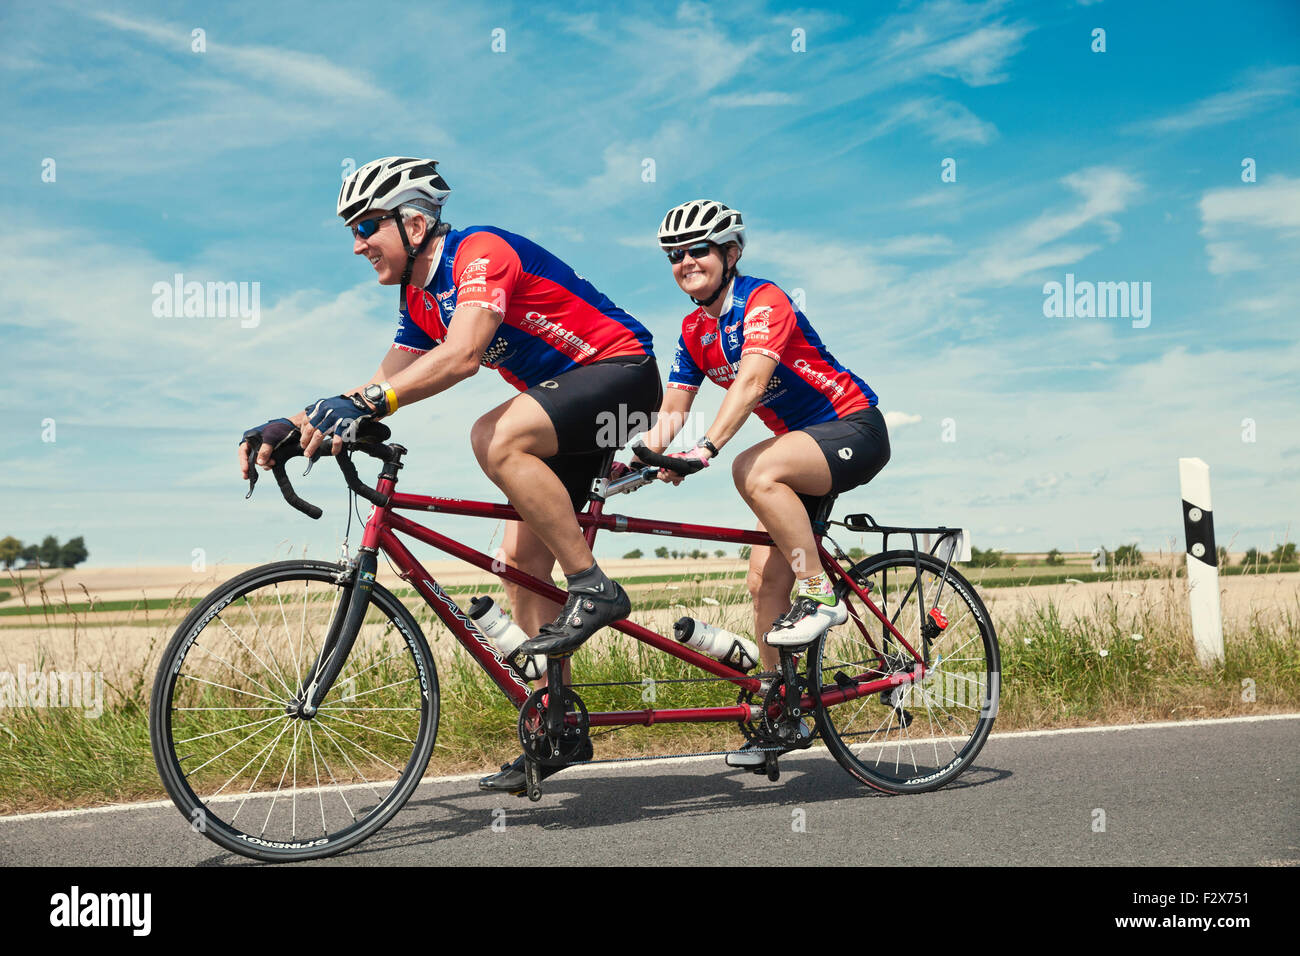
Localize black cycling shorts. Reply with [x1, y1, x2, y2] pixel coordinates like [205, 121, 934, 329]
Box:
[524, 355, 663, 510]
[794, 405, 891, 524]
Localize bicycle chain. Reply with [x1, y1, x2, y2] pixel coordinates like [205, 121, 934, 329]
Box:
[580, 744, 791, 765]
[566, 674, 751, 689]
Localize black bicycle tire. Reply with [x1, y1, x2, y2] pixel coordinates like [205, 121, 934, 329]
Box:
[816, 550, 1000, 794]
[149, 560, 439, 862]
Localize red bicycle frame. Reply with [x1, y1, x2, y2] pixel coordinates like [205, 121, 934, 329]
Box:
[355, 474, 928, 726]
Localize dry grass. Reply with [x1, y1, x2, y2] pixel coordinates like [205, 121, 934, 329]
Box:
[0, 562, 1296, 814]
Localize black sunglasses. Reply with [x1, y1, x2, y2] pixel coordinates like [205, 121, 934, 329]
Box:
[666, 241, 714, 264]
[350, 212, 398, 240]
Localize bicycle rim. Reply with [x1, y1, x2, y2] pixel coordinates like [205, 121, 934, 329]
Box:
[149, 561, 438, 862]
[815, 550, 1000, 794]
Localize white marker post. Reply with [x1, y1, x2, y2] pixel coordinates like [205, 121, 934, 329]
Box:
[1178, 458, 1224, 666]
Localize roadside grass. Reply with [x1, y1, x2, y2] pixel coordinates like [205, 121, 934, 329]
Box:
[0, 563, 1297, 813]
[7, 561, 1297, 621]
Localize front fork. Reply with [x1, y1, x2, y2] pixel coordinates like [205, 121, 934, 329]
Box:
[294, 549, 379, 717]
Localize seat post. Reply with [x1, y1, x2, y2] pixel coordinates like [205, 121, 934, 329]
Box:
[581, 448, 618, 548]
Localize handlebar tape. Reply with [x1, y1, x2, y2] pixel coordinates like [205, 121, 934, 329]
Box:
[629, 442, 706, 476]
[272, 461, 323, 519]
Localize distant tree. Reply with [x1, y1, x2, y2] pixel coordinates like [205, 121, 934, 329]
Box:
[1242, 547, 1261, 567]
[58, 537, 88, 568]
[622, 549, 643, 560]
[0, 536, 21, 569]
[1271, 542, 1297, 564]
[966, 547, 1002, 568]
[38, 535, 61, 568]
[670, 551, 681, 559]
[689, 549, 705, 559]
[738, 545, 752, 560]
[848, 547, 866, 560]
[714, 550, 725, 558]
[654, 547, 669, 559]
[20, 544, 39, 567]
[1045, 548, 1065, 566]
[1113, 543, 1143, 566]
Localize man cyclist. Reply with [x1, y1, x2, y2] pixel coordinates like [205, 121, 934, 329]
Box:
[631, 199, 889, 768]
[238, 157, 661, 793]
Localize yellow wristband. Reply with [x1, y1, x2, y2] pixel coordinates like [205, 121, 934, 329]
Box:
[379, 381, 398, 416]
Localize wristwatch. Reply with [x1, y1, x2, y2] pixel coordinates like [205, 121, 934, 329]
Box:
[363, 383, 397, 417]
[696, 436, 720, 458]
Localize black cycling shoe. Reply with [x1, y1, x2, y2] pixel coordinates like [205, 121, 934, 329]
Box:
[478, 737, 594, 796]
[517, 581, 631, 657]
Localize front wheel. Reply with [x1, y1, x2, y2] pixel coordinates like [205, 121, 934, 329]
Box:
[149, 560, 439, 862]
[814, 550, 1000, 794]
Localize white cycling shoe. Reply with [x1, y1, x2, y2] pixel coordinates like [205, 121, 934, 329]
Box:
[764, 595, 848, 647]
[725, 720, 814, 768]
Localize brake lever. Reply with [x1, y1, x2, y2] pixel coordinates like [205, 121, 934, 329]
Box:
[245, 435, 264, 499]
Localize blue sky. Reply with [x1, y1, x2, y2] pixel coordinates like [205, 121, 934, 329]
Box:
[1, 0, 1297, 568]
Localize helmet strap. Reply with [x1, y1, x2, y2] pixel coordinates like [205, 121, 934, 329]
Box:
[690, 251, 736, 309]
[394, 208, 439, 306]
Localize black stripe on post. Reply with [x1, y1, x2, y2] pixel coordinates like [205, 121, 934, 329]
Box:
[1182, 499, 1217, 567]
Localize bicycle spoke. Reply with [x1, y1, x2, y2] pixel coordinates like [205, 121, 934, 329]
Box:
[154, 564, 436, 860]
[239, 594, 297, 699]
[819, 553, 998, 792]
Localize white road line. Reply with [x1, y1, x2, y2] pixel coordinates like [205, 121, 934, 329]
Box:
[3, 712, 1296, 823]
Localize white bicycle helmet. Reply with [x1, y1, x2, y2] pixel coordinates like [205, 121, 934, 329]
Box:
[337, 156, 451, 223]
[657, 199, 746, 251]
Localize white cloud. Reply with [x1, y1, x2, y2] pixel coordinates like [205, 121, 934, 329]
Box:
[914, 23, 1031, 87]
[708, 92, 800, 108]
[86, 10, 381, 100]
[1129, 67, 1300, 134]
[871, 235, 956, 257]
[1204, 242, 1261, 275]
[546, 122, 692, 206]
[1199, 175, 1300, 233]
[884, 411, 922, 429]
[886, 97, 998, 145]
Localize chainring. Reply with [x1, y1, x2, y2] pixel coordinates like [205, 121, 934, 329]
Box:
[736, 670, 813, 748]
[517, 687, 590, 767]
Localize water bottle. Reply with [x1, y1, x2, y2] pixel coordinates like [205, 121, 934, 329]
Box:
[673, 617, 760, 672]
[469, 596, 545, 680]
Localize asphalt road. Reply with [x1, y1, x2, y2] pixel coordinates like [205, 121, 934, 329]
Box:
[2, 716, 1296, 867]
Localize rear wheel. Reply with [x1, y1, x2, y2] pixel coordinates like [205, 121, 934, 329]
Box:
[813, 550, 999, 793]
[149, 560, 438, 862]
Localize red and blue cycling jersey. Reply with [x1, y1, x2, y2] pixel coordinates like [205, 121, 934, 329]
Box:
[393, 226, 654, 390]
[667, 274, 877, 434]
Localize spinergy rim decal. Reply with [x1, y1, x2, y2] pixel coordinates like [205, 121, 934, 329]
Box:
[173, 594, 235, 674]
[236, 834, 331, 850]
[389, 615, 429, 698]
[906, 758, 964, 786]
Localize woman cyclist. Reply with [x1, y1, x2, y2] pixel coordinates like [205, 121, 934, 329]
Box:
[632, 200, 890, 766]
